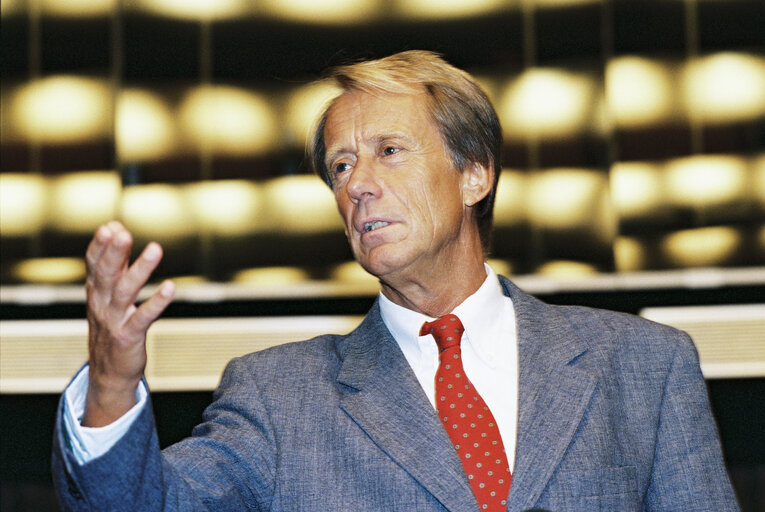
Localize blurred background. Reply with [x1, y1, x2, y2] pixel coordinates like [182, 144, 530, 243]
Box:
[1, 0, 763, 510]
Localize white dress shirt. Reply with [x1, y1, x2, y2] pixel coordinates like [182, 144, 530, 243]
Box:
[378, 264, 518, 470]
[64, 265, 519, 469]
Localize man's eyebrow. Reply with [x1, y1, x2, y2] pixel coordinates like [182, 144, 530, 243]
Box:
[325, 146, 353, 167]
[325, 132, 419, 165]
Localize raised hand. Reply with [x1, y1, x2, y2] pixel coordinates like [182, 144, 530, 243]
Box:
[82, 221, 175, 427]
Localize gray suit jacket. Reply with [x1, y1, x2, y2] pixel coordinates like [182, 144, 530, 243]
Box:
[52, 277, 739, 511]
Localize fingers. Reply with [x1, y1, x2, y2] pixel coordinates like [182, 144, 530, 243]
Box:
[110, 242, 164, 311]
[124, 280, 175, 336]
[86, 222, 132, 303]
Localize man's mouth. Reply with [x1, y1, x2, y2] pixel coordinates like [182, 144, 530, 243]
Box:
[363, 221, 391, 233]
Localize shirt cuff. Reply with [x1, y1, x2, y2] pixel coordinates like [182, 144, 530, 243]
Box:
[62, 365, 147, 465]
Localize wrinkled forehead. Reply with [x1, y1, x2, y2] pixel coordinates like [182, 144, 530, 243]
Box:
[322, 88, 438, 146]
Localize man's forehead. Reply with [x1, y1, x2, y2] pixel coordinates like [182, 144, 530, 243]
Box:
[324, 88, 430, 132]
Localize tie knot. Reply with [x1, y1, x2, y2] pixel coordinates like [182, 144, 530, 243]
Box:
[420, 314, 464, 352]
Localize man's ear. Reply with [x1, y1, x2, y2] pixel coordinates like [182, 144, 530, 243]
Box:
[461, 162, 494, 207]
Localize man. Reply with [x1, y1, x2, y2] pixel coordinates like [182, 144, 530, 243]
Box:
[53, 51, 739, 511]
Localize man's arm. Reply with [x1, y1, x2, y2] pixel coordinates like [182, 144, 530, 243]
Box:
[645, 332, 740, 511]
[82, 221, 174, 426]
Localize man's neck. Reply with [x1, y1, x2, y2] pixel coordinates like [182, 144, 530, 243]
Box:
[379, 258, 487, 317]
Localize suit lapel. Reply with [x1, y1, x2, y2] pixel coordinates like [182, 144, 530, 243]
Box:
[499, 278, 598, 511]
[337, 302, 478, 511]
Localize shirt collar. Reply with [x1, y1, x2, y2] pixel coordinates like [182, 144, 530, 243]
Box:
[378, 264, 514, 370]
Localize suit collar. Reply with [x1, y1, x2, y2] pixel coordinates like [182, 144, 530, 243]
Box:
[337, 300, 479, 511]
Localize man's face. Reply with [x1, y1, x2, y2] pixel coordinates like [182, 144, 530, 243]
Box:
[323, 89, 478, 285]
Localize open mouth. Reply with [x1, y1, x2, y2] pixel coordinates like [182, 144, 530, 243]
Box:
[363, 221, 391, 233]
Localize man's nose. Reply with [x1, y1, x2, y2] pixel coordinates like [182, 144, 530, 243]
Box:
[346, 156, 382, 203]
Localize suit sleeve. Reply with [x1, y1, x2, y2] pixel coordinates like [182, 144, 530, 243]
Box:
[51, 356, 278, 511]
[644, 330, 740, 511]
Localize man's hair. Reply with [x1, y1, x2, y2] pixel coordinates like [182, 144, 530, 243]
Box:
[310, 50, 502, 252]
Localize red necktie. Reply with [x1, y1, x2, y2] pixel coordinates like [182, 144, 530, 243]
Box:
[420, 314, 511, 511]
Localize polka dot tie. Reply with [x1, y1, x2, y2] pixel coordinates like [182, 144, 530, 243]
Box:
[420, 314, 511, 511]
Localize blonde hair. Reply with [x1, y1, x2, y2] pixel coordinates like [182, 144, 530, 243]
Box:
[310, 50, 502, 251]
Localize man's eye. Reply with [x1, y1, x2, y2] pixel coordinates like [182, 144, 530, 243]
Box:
[333, 162, 351, 174]
[382, 146, 400, 156]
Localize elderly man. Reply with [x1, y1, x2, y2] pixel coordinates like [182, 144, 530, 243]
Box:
[53, 51, 739, 511]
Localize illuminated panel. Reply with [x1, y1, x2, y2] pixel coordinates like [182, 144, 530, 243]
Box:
[120, 184, 194, 240]
[49, 171, 121, 233]
[394, 0, 507, 19]
[330, 261, 379, 285]
[536, 260, 599, 278]
[525, 168, 611, 233]
[40, 0, 116, 17]
[263, 175, 343, 234]
[662, 227, 742, 267]
[0, 174, 48, 236]
[534, 0, 599, 6]
[499, 68, 597, 139]
[12, 258, 86, 284]
[606, 56, 677, 128]
[614, 236, 647, 272]
[284, 81, 341, 146]
[665, 155, 748, 208]
[259, 0, 381, 23]
[682, 53, 765, 124]
[754, 154, 765, 207]
[493, 169, 526, 227]
[185, 180, 265, 235]
[10, 76, 112, 144]
[133, 0, 249, 20]
[117, 89, 177, 162]
[232, 266, 310, 285]
[1, 0, 23, 16]
[610, 161, 664, 218]
[178, 85, 277, 156]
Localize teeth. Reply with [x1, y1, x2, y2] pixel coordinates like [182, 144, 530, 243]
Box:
[364, 221, 390, 233]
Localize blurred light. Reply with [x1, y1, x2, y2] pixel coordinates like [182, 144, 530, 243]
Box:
[0, 174, 48, 236]
[41, 0, 116, 17]
[232, 266, 310, 285]
[171, 275, 209, 285]
[662, 227, 741, 267]
[284, 81, 341, 146]
[606, 56, 676, 128]
[610, 161, 663, 218]
[10, 76, 112, 143]
[49, 171, 121, 233]
[394, 0, 506, 19]
[613, 236, 647, 272]
[682, 53, 765, 123]
[499, 69, 596, 139]
[263, 176, 343, 234]
[533, 0, 599, 7]
[536, 260, 599, 278]
[665, 155, 748, 208]
[525, 169, 608, 229]
[494, 169, 526, 226]
[120, 184, 194, 240]
[134, 0, 248, 20]
[330, 261, 380, 285]
[259, 0, 380, 23]
[754, 154, 765, 206]
[486, 258, 514, 277]
[1, 0, 24, 16]
[12, 258, 86, 284]
[117, 89, 177, 161]
[185, 180, 265, 235]
[179, 85, 277, 156]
